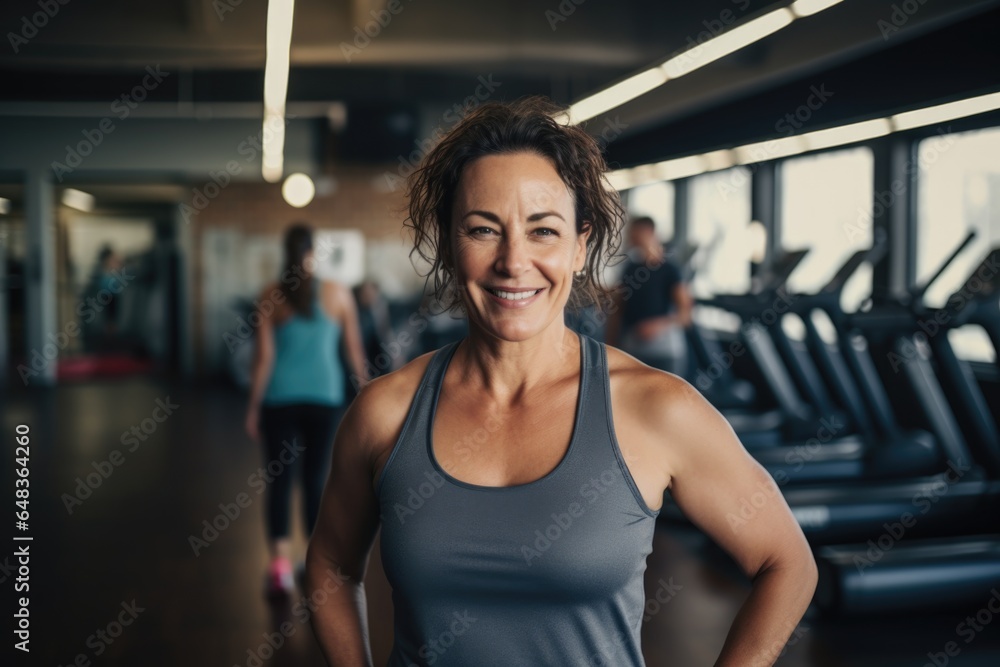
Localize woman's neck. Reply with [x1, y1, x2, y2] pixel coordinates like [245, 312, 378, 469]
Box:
[456, 324, 579, 403]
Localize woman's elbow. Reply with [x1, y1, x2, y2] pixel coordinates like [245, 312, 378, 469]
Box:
[800, 551, 818, 590]
[788, 541, 819, 600]
[762, 538, 818, 595]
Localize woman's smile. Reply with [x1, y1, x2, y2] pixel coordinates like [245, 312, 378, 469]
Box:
[483, 286, 546, 307]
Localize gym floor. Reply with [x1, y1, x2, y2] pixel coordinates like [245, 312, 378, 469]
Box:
[12, 377, 1000, 667]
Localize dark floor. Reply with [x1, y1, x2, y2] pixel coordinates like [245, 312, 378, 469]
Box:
[2, 376, 999, 666]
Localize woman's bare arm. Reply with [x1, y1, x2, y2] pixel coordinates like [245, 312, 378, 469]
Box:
[307, 318, 428, 665]
[244, 287, 276, 441]
[650, 378, 818, 666]
[305, 380, 386, 666]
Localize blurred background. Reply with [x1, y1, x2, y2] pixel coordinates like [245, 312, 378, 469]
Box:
[1, 0, 999, 665]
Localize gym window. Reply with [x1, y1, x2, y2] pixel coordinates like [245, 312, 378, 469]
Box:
[916, 126, 1000, 362]
[688, 167, 752, 298]
[626, 181, 674, 241]
[780, 147, 874, 313]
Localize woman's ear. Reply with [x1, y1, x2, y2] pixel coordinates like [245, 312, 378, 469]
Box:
[575, 221, 592, 270]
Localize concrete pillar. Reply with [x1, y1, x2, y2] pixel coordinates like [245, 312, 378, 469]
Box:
[22, 169, 57, 386]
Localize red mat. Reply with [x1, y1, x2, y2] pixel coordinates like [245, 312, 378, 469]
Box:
[57, 355, 155, 380]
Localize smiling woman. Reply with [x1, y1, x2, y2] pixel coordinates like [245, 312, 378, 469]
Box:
[305, 96, 817, 667]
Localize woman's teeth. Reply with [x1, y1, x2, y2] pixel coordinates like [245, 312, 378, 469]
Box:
[488, 288, 540, 301]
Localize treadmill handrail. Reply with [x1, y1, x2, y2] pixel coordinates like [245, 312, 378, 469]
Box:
[820, 228, 888, 295]
[759, 248, 810, 295]
[947, 246, 1000, 315]
[910, 229, 977, 303]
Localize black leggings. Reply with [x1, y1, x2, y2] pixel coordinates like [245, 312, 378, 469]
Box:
[259, 403, 344, 540]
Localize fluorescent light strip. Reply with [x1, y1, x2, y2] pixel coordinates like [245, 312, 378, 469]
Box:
[804, 118, 891, 151]
[653, 154, 708, 181]
[262, 110, 286, 183]
[661, 8, 794, 80]
[61, 188, 95, 212]
[605, 171, 634, 191]
[891, 91, 1000, 132]
[262, 0, 296, 181]
[610, 90, 1000, 190]
[734, 136, 805, 166]
[789, 0, 842, 18]
[703, 148, 736, 171]
[569, 1, 844, 125]
[567, 68, 668, 126]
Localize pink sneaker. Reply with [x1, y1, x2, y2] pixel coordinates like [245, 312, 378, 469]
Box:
[266, 557, 295, 596]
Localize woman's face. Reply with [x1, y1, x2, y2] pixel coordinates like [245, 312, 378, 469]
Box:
[450, 151, 589, 342]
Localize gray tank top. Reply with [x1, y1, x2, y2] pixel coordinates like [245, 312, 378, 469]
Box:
[376, 332, 660, 666]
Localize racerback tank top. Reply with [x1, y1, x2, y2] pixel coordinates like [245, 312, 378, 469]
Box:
[262, 280, 345, 407]
[376, 331, 660, 666]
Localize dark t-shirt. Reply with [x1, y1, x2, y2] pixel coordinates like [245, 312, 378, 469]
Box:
[620, 252, 683, 331]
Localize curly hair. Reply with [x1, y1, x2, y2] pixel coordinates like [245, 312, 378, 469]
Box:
[404, 96, 625, 316]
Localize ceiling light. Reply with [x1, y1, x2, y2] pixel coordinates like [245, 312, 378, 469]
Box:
[804, 118, 892, 151]
[61, 188, 95, 212]
[734, 135, 807, 165]
[789, 0, 844, 19]
[262, 0, 296, 181]
[703, 149, 736, 171]
[606, 171, 635, 191]
[891, 91, 1000, 132]
[282, 173, 315, 208]
[567, 0, 846, 127]
[262, 110, 286, 183]
[653, 155, 708, 181]
[264, 0, 295, 114]
[568, 68, 668, 125]
[661, 8, 794, 80]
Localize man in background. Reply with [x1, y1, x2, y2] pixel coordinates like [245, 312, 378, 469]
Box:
[606, 216, 694, 378]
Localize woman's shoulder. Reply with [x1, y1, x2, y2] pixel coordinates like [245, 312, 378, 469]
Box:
[604, 343, 711, 428]
[604, 343, 731, 484]
[345, 348, 442, 451]
[361, 349, 437, 400]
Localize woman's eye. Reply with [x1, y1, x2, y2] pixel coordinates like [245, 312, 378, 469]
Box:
[534, 228, 557, 236]
[470, 227, 495, 236]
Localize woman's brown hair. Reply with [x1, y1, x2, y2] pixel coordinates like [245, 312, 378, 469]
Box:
[279, 222, 315, 318]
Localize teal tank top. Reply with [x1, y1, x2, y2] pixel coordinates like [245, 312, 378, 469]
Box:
[376, 332, 659, 666]
[262, 281, 346, 407]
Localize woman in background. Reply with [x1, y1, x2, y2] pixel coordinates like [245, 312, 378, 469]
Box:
[244, 222, 369, 595]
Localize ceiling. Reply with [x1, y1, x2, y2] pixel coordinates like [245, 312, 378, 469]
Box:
[0, 0, 782, 105]
[0, 0, 998, 198]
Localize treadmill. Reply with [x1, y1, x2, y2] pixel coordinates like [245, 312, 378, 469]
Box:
[705, 246, 938, 484]
[757, 236, 942, 482]
[662, 235, 1000, 549]
[813, 238, 1000, 613]
[697, 250, 837, 448]
[924, 244, 1000, 479]
[683, 246, 760, 413]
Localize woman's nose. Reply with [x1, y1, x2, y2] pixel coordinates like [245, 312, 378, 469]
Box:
[494, 234, 530, 275]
